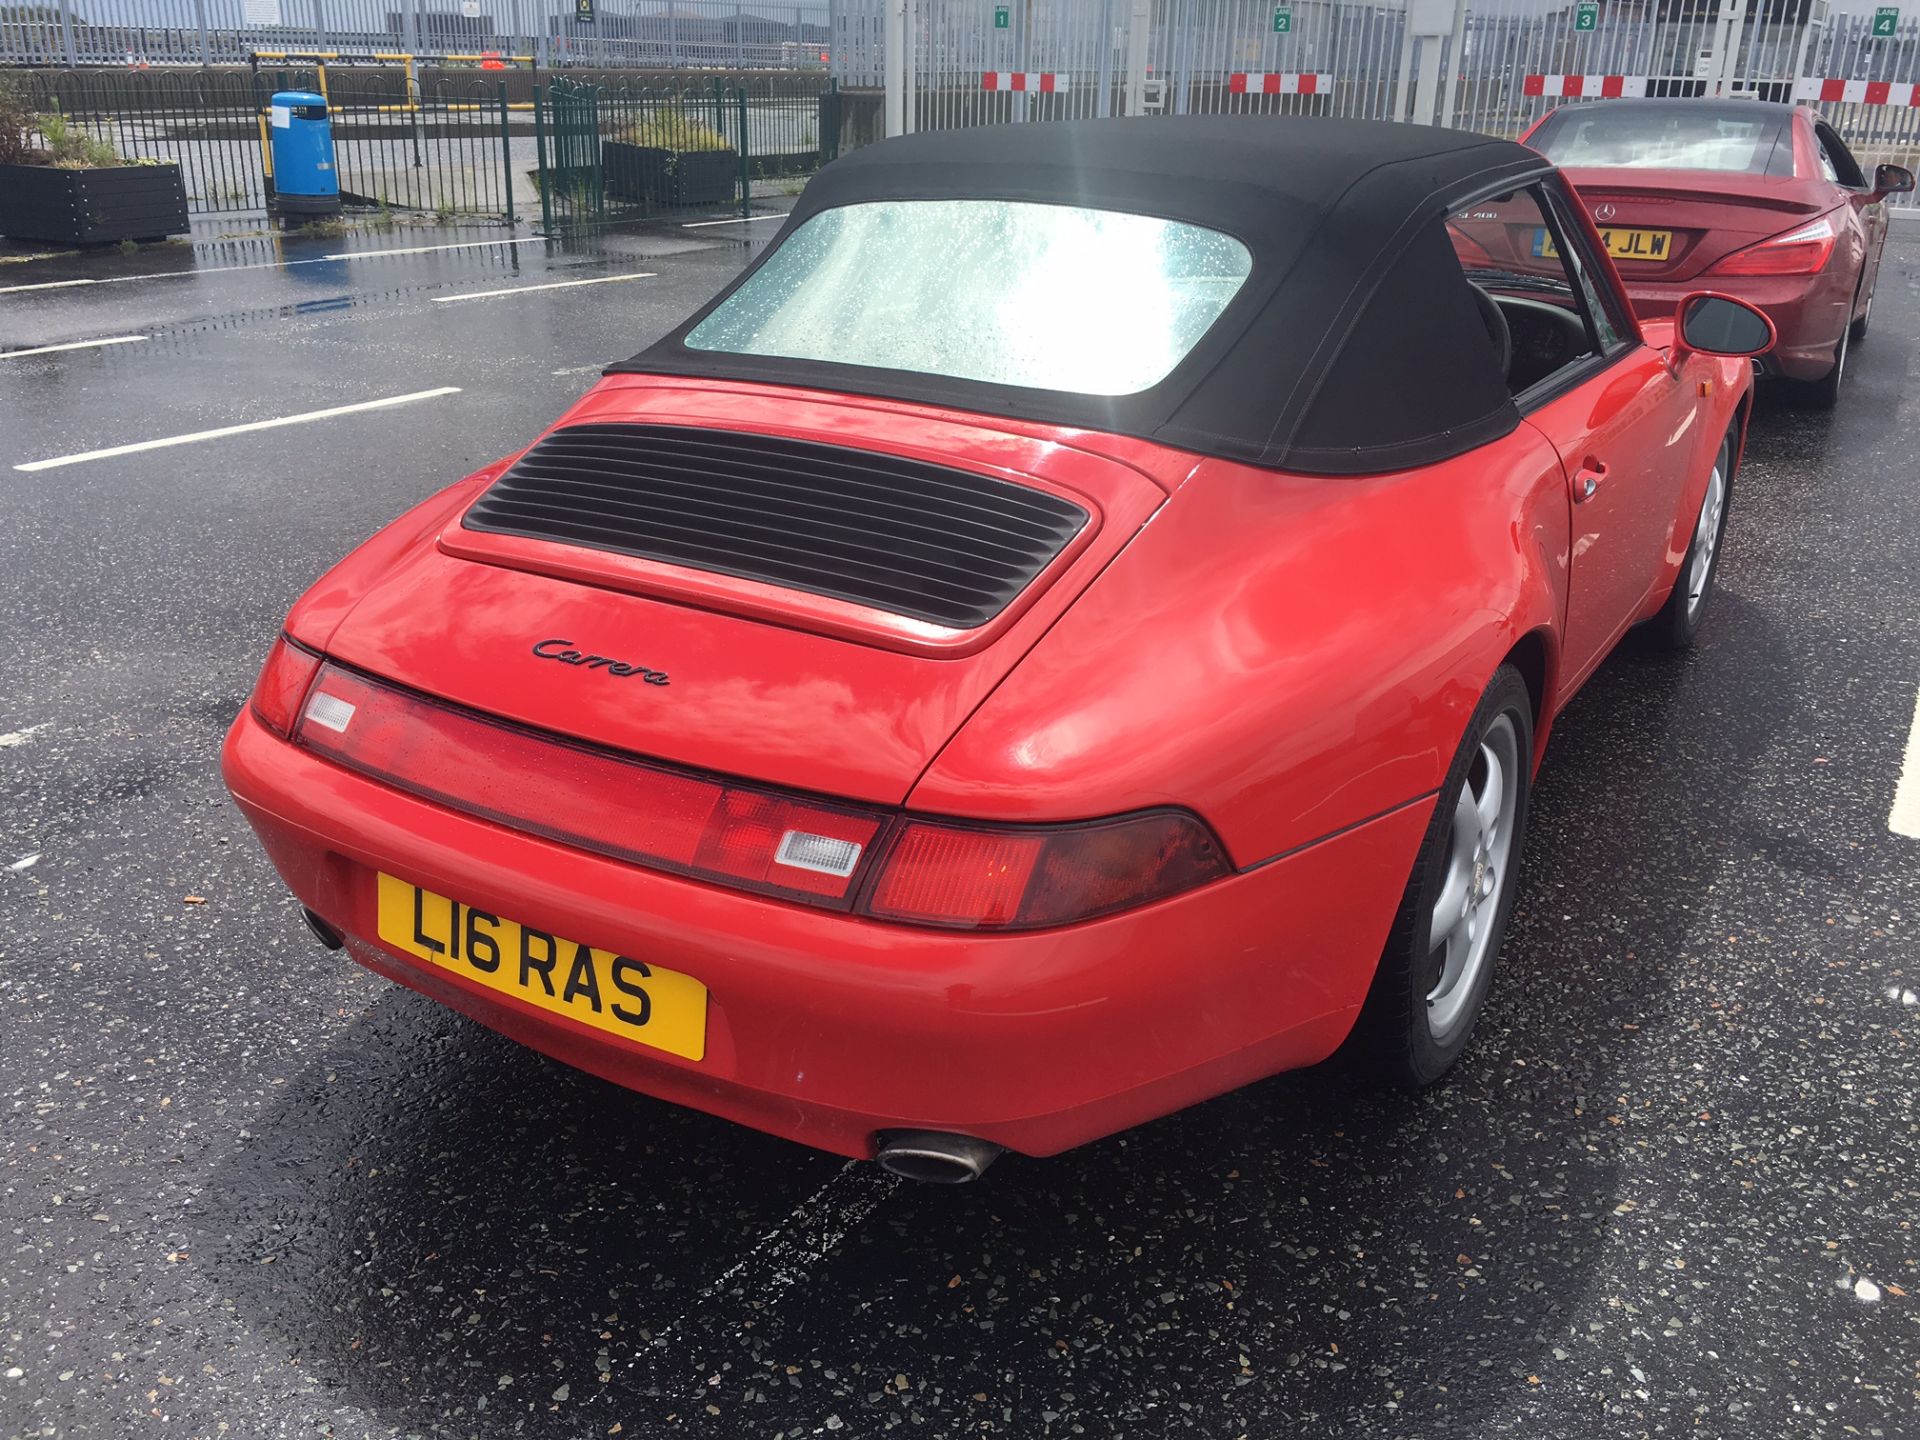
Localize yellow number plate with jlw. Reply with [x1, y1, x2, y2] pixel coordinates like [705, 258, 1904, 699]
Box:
[375, 873, 708, 1061]
[1536, 225, 1673, 262]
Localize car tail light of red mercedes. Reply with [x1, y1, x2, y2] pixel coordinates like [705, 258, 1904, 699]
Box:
[1707, 213, 1838, 277]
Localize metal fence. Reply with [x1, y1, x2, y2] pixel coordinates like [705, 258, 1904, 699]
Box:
[4, 62, 832, 221]
[0, 0, 833, 69]
[872, 0, 1919, 211]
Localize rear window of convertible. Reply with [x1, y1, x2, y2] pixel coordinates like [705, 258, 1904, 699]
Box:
[684, 198, 1254, 396]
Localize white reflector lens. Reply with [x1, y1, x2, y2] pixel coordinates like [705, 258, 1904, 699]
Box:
[303, 691, 357, 733]
[774, 829, 863, 878]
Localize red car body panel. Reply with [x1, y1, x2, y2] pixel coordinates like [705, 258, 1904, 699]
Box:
[225, 334, 1752, 1158]
[1523, 106, 1893, 381]
[224, 703, 1422, 1156]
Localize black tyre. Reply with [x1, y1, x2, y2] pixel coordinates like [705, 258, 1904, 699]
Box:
[1353, 664, 1534, 1087]
[1647, 428, 1735, 651]
[1850, 286, 1872, 344]
[1801, 297, 1854, 409]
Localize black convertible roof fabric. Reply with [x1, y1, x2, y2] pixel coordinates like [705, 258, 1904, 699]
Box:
[613, 116, 1556, 474]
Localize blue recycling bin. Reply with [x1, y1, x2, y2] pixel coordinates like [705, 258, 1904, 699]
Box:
[269, 90, 341, 216]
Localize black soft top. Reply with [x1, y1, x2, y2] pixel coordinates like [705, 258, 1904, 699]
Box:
[614, 116, 1556, 474]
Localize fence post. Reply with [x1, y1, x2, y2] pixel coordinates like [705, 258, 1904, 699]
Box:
[499, 80, 517, 228]
[1121, 0, 1150, 115]
[737, 85, 750, 217]
[194, 0, 211, 65]
[57, 0, 77, 66]
[883, 0, 905, 135]
[533, 82, 552, 232]
[1094, 0, 1114, 118]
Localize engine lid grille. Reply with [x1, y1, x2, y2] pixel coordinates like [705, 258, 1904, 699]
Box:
[462, 424, 1091, 630]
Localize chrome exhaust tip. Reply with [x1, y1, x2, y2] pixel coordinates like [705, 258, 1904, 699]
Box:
[301, 905, 345, 951]
[874, 1131, 1004, 1184]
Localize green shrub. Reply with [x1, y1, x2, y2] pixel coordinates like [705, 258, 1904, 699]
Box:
[0, 71, 31, 166]
[37, 107, 126, 169]
[612, 109, 730, 152]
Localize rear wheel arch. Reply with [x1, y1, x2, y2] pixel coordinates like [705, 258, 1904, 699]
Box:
[1501, 627, 1558, 767]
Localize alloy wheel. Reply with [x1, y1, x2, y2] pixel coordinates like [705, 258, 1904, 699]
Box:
[1686, 456, 1727, 619]
[1425, 713, 1521, 1043]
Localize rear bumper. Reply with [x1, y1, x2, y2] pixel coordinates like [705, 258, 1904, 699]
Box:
[1622, 273, 1851, 382]
[221, 706, 1429, 1159]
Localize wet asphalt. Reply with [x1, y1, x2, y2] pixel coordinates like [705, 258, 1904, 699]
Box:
[2, 213, 1919, 1440]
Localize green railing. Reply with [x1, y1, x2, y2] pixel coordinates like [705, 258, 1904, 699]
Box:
[5, 64, 836, 228]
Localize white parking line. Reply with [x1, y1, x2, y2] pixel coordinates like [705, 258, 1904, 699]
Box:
[431, 272, 655, 303]
[2, 239, 551, 297]
[0, 723, 53, 748]
[0, 278, 98, 295]
[1891, 685, 1920, 839]
[13, 387, 461, 472]
[1, 335, 147, 360]
[681, 215, 783, 228]
[588, 1161, 898, 1409]
[322, 238, 546, 260]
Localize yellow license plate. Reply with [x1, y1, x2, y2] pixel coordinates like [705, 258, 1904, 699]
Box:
[1537, 226, 1673, 262]
[375, 873, 708, 1061]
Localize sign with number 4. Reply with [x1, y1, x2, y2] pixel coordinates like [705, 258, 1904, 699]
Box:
[1873, 6, 1898, 36]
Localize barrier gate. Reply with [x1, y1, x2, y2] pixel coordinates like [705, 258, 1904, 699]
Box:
[862, 0, 1920, 209]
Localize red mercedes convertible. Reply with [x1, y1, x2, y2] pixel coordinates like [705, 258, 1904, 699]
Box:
[224, 118, 1773, 1182]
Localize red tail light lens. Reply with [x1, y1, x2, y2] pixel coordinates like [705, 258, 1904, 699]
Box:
[293, 662, 883, 909]
[863, 811, 1229, 931]
[287, 661, 1230, 927]
[1708, 214, 1837, 277]
[249, 636, 323, 738]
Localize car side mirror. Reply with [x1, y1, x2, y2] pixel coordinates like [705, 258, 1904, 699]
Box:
[1873, 162, 1916, 198]
[1674, 292, 1775, 360]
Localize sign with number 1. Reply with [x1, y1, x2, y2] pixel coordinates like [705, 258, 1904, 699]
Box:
[994, 3, 1009, 26]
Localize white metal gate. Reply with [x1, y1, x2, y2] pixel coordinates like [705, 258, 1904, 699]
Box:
[870, 0, 1920, 210]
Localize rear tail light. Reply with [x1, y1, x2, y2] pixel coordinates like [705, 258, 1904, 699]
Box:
[865, 812, 1228, 930]
[294, 663, 882, 909]
[289, 661, 1230, 927]
[249, 636, 323, 738]
[1707, 213, 1837, 277]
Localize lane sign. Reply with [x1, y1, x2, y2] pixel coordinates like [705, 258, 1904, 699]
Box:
[1575, 2, 1599, 32]
[1272, 6, 1292, 32]
[1874, 6, 1898, 36]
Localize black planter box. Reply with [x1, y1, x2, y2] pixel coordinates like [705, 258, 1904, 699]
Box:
[602, 141, 738, 209]
[0, 161, 190, 245]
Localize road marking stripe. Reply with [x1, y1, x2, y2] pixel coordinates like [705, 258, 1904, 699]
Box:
[1, 335, 147, 359]
[1892, 685, 1920, 839]
[431, 272, 655, 303]
[3, 240, 551, 297]
[681, 215, 782, 228]
[322, 237, 545, 260]
[13, 387, 461, 472]
[0, 278, 98, 295]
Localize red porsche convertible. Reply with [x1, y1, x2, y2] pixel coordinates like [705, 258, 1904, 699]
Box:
[224, 118, 1773, 1182]
[1521, 98, 1915, 407]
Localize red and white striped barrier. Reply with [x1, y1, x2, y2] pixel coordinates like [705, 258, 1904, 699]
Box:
[1228, 72, 1332, 95]
[1523, 74, 1648, 98]
[980, 72, 1070, 93]
[1794, 78, 1920, 106]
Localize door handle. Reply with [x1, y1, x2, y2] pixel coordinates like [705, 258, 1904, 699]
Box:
[1573, 461, 1608, 503]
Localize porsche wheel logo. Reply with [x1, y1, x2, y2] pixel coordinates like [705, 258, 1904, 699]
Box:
[532, 637, 670, 686]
